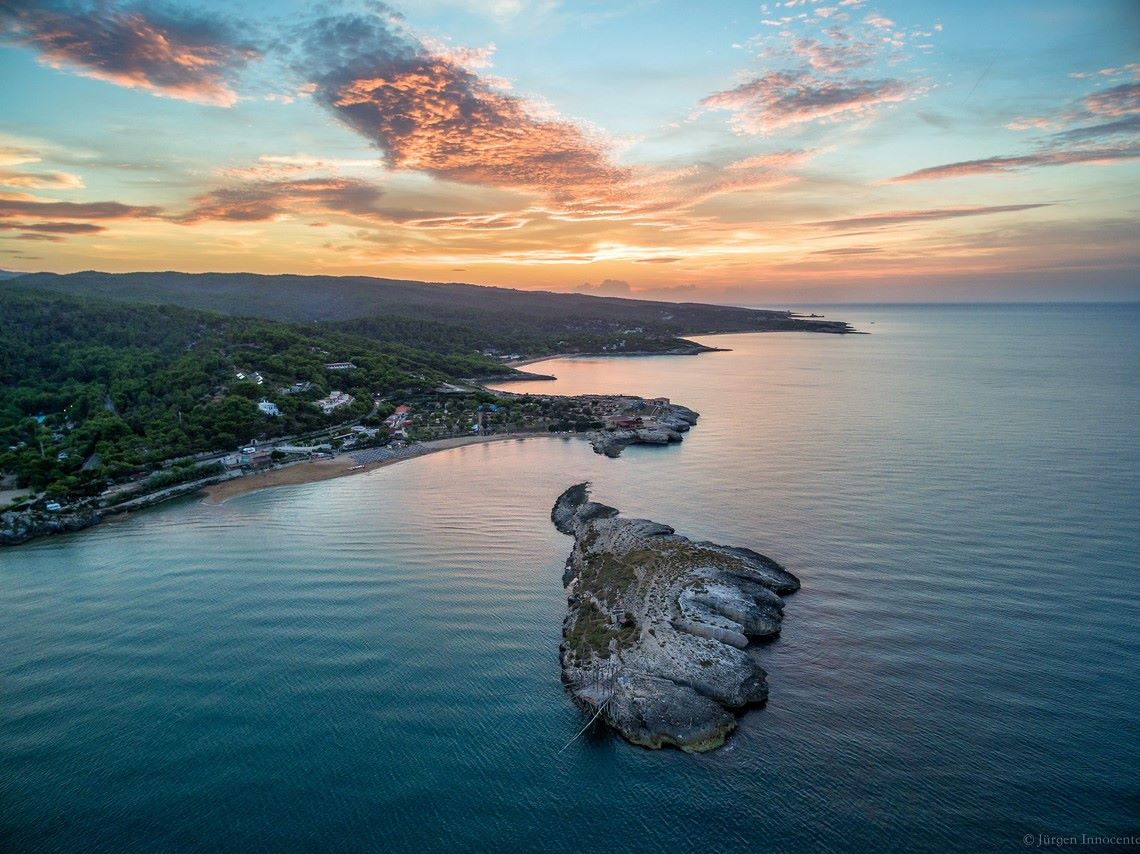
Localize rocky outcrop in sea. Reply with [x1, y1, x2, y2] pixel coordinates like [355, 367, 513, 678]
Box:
[552, 483, 799, 752]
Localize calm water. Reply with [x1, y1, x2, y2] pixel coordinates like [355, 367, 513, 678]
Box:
[2, 304, 1138, 852]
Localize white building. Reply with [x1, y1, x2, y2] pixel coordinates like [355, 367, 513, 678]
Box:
[257, 399, 281, 417]
[315, 391, 353, 414]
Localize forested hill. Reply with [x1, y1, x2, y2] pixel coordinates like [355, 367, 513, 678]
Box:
[0, 287, 507, 496]
[7, 271, 852, 336]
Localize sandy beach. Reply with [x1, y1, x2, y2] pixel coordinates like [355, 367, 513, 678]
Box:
[200, 433, 568, 505]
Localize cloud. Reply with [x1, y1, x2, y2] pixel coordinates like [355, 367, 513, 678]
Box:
[2, 231, 66, 242]
[811, 246, 882, 256]
[1005, 117, 1060, 132]
[633, 256, 683, 264]
[890, 148, 1140, 182]
[726, 149, 813, 170]
[699, 71, 909, 133]
[808, 204, 1053, 229]
[576, 278, 631, 296]
[0, 191, 163, 242]
[0, 220, 104, 233]
[701, 4, 932, 137]
[1083, 82, 1140, 118]
[0, 145, 41, 166]
[0, 168, 83, 189]
[0, 198, 163, 219]
[295, 6, 629, 209]
[400, 212, 529, 229]
[1048, 115, 1140, 144]
[0, 1, 259, 106]
[633, 283, 700, 301]
[790, 36, 875, 73]
[176, 177, 386, 223]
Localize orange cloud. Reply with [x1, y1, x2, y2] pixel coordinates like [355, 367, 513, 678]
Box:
[0, 1, 259, 106]
[807, 204, 1053, 229]
[299, 9, 630, 212]
[0, 168, 83, 189]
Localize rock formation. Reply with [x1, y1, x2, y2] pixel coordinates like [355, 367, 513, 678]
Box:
[552, 483, 799, 752]
[586, 402, 699, 457]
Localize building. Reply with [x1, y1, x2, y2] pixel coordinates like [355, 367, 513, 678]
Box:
[384, 404, 411, 437]
[325, 361, 357, 371]
[248, 451, 272, 467]
[608, 415, 643, 430]
[257, 399, 281, 417]
[315, 391, 353, 414]
[384, 404, 410, 428]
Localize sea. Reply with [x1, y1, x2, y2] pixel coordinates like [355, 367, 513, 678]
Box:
[2, 304, 1138, 852]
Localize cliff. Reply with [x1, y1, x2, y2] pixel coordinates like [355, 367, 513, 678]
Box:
[552, 483, 799, 752]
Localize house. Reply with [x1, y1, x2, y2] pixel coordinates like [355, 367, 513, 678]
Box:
[257, 399, 281, 417]
[325, 361, 357, 371]
[384, 404, 411, 429]
[45, 502, 62, 512]
[248, 451, 272, 467]
[315, 391, 353, 414]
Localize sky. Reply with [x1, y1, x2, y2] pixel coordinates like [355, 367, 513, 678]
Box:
[1, 0, 1137, 302]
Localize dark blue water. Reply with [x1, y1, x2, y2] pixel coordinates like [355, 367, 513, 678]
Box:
[2, 304, 1138, 852]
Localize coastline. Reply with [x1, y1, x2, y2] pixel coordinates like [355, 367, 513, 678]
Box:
[200, 432, 573, 505]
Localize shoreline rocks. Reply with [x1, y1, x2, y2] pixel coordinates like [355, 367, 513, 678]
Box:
[552, 483, 799, 752]
[587, 402, 699, 457]
[1, 508, 103, 546]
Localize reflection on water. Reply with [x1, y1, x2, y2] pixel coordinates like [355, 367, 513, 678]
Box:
[2, 305, 1138, 851]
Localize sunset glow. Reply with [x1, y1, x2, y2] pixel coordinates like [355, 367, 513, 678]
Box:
[2, 0, 1137, 301]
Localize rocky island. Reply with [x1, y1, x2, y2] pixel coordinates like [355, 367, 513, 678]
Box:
[583, 398, 700, 458]
[552, 483, 800, 752]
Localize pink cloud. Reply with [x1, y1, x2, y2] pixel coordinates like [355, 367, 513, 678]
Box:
[890, 148, 1140, 182]
[1083, 82, 1140, 118]
[700, 71, 909, 133]
[791, 36, 875, 72]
